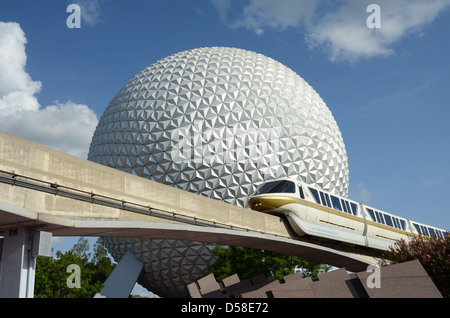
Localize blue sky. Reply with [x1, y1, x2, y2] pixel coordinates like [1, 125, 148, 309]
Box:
[1, 0, 450, 259]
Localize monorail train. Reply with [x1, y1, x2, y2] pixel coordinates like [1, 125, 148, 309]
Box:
[248, 178, 447, 251]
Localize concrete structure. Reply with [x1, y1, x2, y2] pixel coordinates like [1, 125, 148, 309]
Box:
[0, 228, 52, 297]
[188, 260, 442, 298]
[0, 131, 375, 297]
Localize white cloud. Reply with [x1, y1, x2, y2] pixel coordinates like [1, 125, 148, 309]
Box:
[72, 0, 105, 26]
[229, 0, 317, 36]
[216, 0, 450, 62]
[0, 22, 41, 114]
[0, 101, 98, 159]
[0, 22, 98, 159]
[305, 0, 450, 62]
[210, 0, 231, 23]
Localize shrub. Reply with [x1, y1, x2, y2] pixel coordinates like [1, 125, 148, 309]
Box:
[380, 232, 449, 298]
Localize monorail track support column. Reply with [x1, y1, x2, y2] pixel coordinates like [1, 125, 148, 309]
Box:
[0, 228, 52, 298]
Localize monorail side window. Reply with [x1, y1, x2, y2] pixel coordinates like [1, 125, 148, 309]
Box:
[344, 200, 352, 214]
[384, 214, 393, 227]
[375, 211, 385, 224]
[309, 187, 320, 204]
[413, 223, 430, 236]
[428, 228, 436, 237]
[341, 199, 348, 213]
[324, 193, 332, 208]
[350, 203, 358, 215]
[319, 191, 327, 206]
[255, 180, 296, 195]
[331, 195, 342, 211]
[393, 217, 400, 229]
[367, 208, 376, 222]
[299, 186, 305, 199]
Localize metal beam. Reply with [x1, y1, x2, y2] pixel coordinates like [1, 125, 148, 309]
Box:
[94, 251, 143, 298]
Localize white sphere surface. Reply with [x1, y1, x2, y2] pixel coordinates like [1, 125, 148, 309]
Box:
[88, 47, 349, 297]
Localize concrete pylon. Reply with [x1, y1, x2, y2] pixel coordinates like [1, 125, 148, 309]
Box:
[0, 228, 52, 298]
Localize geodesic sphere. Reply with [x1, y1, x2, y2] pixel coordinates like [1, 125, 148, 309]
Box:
[88, 47, 349, 297]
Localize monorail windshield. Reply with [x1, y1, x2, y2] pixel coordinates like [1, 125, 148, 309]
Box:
[254, 180, 296, 195]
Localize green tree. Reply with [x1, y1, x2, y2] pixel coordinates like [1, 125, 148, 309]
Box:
[380, 232, 450, 298]
[90, 238, 116, 284]
[71, 237, 91, 260]
[34, 237, 116, 298]
[205, 246, 330, 282]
